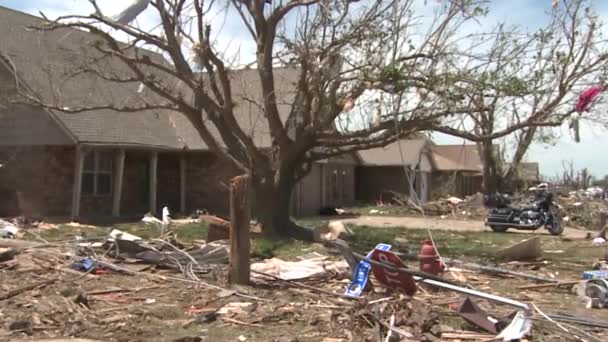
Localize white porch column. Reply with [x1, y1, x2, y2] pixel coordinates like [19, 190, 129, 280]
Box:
[149, 151, 158, 214]
[112, 149, 126, 217]
[70, 146, 84, 221]
[180, 154, 187, 214]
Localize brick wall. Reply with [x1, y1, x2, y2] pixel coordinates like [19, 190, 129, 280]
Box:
[0, 146, 74, 217]
[185, 152, 239, 217]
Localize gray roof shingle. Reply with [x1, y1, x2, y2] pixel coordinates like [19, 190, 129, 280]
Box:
[0, 6, 298, 150]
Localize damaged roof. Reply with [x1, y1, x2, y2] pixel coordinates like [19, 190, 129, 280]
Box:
[0, 6, 297, 150]
[431, 144, 483, 172]
[357, 139, 431, 166]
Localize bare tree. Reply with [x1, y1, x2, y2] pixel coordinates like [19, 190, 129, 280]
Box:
[428, 0, 608, 193]
[20, 0, 605, 238]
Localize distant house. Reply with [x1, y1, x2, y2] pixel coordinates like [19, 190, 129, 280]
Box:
[431, 145, 485, 198]
[505, 162, 540, 190]
[355, 139, 433, 204]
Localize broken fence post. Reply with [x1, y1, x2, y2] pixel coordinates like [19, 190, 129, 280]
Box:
[229, 175, 251, 285]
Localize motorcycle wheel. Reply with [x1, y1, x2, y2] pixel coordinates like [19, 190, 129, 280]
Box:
[547, 213, 564, 236]
[489, 225, 509, 233]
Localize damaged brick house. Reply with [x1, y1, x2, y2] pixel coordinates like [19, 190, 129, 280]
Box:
[0, 6, 357, 220]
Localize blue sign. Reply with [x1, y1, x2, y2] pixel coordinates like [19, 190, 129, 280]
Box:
[345, 243, 392, 297]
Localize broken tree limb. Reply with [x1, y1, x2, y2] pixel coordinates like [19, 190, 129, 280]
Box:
[229, 174, 251, 285]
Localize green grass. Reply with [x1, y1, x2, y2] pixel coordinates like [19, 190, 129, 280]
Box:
[345, 225, 604, 264]
[344, 204, 415, 217]
[26, 219, 603, 266]
[28, 222, 209, 243]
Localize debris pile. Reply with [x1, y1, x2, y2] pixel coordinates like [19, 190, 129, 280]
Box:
[557, 195, 608, 229]
[0, 218, 607, 341]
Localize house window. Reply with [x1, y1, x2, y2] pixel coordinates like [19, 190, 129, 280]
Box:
[82, 151, 113, 196]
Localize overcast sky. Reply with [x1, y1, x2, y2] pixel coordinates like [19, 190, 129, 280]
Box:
[2, 0, 608, 179]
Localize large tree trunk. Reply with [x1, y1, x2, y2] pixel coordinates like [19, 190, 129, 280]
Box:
[251, 169, 314, 241]
[479, 141, 503, 193]
[503, 127, 537, 191]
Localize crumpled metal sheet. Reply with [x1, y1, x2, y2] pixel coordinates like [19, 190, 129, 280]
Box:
[496, 311, 532, 341]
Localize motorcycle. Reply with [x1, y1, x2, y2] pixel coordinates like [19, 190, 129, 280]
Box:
[483, 190, 563, 236]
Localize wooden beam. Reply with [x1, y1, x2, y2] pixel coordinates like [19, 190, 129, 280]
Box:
[149, 152, 158, 215]
[180, 154, 187, 214]
[112, 149, 126, 217]
[70, 146, 84, 221]
[229, 175, 251, 285]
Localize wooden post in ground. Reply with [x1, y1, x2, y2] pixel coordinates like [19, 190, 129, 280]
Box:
[229, 174, 251, 284]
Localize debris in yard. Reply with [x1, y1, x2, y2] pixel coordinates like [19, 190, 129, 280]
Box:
[369, 249, 417, 296]
[217, 302, 254, 315]
[9, 319, 33, 335]
[251, 256, 348, 281]
[200, 215, 261, 242]
[444, 258, 556, 283]
[142, 206, 171, 235]
[314, 220, 352, 241]
[0, 247, 18, 262]
[456, 297, 499, 333]
[593, 237, 607, 246]
[70, 257, 96, 272]
[345, 243, 391, 297]
[108, 229, 142, 242]
[446, 196, 464, 206]
[0, 219, 18, 239]
[495, 311, 532, 341]
[495, 236, 542, 261]
[583, 270, 608, 279]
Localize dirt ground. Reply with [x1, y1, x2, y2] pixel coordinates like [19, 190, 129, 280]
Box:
[342, 215, 592, 239]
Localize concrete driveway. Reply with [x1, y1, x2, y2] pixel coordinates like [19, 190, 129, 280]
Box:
[340, 215, 592, 239]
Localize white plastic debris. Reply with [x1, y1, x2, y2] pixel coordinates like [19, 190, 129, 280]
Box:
[142, 206, 171, 235]
[446, 196, 464, 205]
[0, 220, 18, 239]
[592, 237, 607, 247]
[109, 229, 142, 242]
[110, 0, 150, 25]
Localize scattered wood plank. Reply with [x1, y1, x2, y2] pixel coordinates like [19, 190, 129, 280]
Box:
[221, 316, 263, 328]
[496, 237, 542, 261]
[517, 280, 583, 290]
[0, 278, 57, 301]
